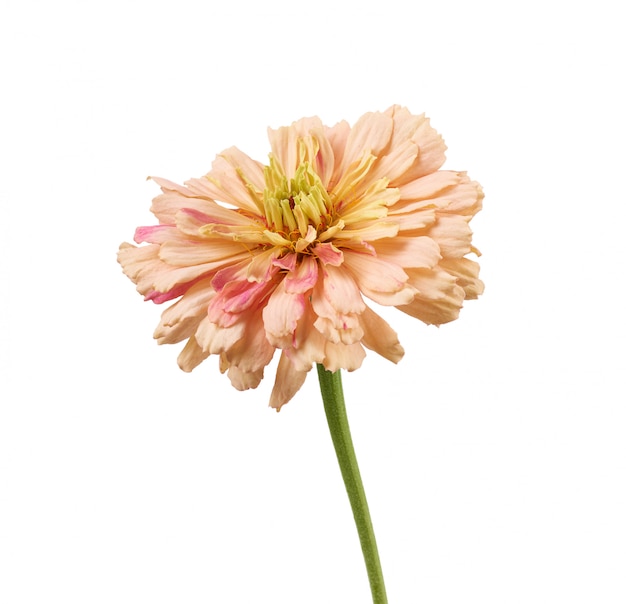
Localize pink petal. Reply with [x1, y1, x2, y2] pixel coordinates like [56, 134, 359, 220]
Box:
[284, 256, 319, 294]
[313, 242, 344, 266]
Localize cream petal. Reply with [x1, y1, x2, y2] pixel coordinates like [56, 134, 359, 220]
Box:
[268, 116, 325, 180]
[325, 120, 351, 187]
[269, 352, 309, 410]
[196, 147, 265, 213]
[150, 191, 219, 225]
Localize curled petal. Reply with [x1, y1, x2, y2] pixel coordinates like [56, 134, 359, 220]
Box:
[269, 353, 309, 411]
[119, 106, 482, 408]
[427, 215, 474, 258]
[439, 257, 484, 300]
[400, 269, 466, 325]
[360, 307, 405, 363]
[154, 280, 216, 344]
[284, 255, 319, 294]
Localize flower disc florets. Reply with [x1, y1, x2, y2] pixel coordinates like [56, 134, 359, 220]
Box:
[118, 106, 484, 409]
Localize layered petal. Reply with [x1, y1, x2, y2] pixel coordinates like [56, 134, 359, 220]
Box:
[119, 106, 483, 410]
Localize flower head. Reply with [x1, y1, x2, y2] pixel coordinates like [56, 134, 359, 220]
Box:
[118, 106, 483, 409]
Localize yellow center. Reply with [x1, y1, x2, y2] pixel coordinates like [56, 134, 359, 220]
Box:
[261, 157, 344, 253]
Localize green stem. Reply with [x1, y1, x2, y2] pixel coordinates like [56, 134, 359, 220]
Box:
[316, 364, 388, 604]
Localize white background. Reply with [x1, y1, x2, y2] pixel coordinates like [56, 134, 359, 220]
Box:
[1, 1, 624, 602]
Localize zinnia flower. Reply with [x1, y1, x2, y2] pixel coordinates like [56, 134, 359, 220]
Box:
[118, 106, 483, 410]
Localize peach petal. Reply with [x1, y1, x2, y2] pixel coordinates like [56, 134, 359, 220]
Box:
[314, 314, 364, 345]
[262, 282, 306, 343]
[360, 307, 404, 363]
[154, 280, 216, 344]
[427, 215, 474, 258]
[373, 236, 441, 269]
[439, 257, 484, 300]
[323, 341, 366, 372]
[342, 251, 408, 294]
[223, 363, 264, 391]
[268, 117, 325, 180]
[393, 115, 447, 184]
[400, 268, 465, 325]
[284, 306, 327, 371]
[316, 264, 366, 315]
[221, 312, 275, 373]
[339, 111, 394, 175]
[120, 106, 483, 406]
[158, 240, 248, 267]
[198, 148, 265, 213]
[195, 316, 246, 355]
[397, 170, 463, 202]
[177, 336, 210, 372]
[269, 353, 309, 410]
[150, 191, 219, 225]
